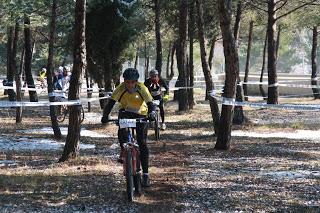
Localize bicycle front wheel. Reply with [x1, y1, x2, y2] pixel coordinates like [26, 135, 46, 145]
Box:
[125, 149, 134, 202]
[154, 111, 160, 141]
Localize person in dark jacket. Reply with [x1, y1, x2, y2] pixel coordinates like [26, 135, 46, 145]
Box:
[144, 69, 169, 130]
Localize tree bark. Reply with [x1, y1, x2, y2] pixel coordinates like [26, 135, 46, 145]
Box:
[215, 0, 239, 150]
[60, 0, 87, 162]
[85, 69, 91, 112]
[267, 0, 278, 104]
[188, 0, 195, 109]
[169, 40, 176, 80]
[13, 22, 22, 123]
[47, 0, 62, 139]
[208, 36, 216, 70]
[260, 31, 267, 100]
[24, 15, 38, 102]
[243, 20, 253, 101]
[196, 0, 220, 134]
[166, 41, 172, 79]
[176, 0, 189, 111]
[154, 0, 162, 75]
[276, 24, 281, 60]
[144, 40, 149, 79]
[7, 26, 16, 101]
[134, 47, 139, 69]
[311, 26, 320, 99]
[232, 0, 245, 125]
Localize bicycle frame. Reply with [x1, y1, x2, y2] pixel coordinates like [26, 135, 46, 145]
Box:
[122, 130, 140, 176]
[109, 117, 148, 201]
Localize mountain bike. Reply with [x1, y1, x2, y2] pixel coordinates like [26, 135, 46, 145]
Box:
[56, 104, 85, 123]
[108, 118, 148, 202]
[152, 100, 161, 141]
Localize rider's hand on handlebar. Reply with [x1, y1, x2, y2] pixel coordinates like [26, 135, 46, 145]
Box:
[163, 94, 169, 103]
[148, 111, 157, 121]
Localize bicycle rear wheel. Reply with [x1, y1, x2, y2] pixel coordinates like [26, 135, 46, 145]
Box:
[56, 105, 67, 122]
[80, 106, 85, 123]
[125, 149, 134, 202]
[154, 110, 160, 141]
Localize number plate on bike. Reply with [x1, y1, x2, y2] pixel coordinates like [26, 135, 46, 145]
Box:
[119, 119, 137, 128]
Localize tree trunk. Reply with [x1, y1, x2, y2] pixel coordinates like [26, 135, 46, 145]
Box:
[7, 26, 16, 101]
[101, 57, 113, 114]
[311, 26, 320, 99]
[176, 0, 189, 111]
[188, 0, 195, 109]
[134, 47, 139, 69]
[276, 24, 281, 60]
[208, 36, 216, 70]
[154, 0, 162, 75]
[13, 22, 22, 123]
[260, 31, 267, 100]
[243, 20, 253, 101]
[233, 0, 242, 42]
[169, 40, 176, 80]
[24, 15, 38, 102]
[267, 0, 278, 104]
[144, 40, 149, 79]
[60, 0, 87, 162]
[196, 0, 220, 134]
[85, 68, 91, 112]
[47, 0, 62, 139]
[215, 0, 239, 150]
[232, 0, 245, 125]
[104, 57, 113, 92]
[20, 48, 26, 99]
[166, 41, 172, 79]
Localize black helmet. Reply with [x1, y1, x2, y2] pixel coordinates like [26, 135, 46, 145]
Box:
[149, 69, 159, 77]
[123, 68, 139, 80]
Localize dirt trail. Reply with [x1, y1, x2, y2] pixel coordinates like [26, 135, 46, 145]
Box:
[0, 98, 319, 212]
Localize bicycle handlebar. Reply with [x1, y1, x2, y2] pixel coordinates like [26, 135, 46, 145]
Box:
[107, 118, 149, 125]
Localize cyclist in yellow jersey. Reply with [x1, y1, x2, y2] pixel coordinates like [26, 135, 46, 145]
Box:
[101, 68, 156, 187]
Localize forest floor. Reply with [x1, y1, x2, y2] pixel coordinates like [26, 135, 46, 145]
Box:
[0, 91, 319, 212]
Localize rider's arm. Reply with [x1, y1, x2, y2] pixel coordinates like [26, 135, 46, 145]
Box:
[102, 83, 124, 119]
[160, 78, 169, 96]
[102, 99, 116, 119]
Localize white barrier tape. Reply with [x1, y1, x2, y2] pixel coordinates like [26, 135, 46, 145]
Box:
[0, 100, 81, 108]
[1, 85, 46, 92]
[278, 83, 320, 89]
[219, 97, 320, 111]
[222, 97, 236, 105]
[48, 92, 67, 97]
[242, 81, 268, 85]
[209, 89, 223, 97]
[268, 83, 279, 87]
[244, 92, 320, 99]
[81, 96, 111, 103]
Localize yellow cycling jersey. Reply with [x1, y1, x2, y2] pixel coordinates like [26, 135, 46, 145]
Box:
[111, 82, 153, 115]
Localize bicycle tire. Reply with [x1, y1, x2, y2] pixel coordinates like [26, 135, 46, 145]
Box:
[133, 172, 141, 196]
[57, 105, 67, 123]
[154, 111, 160, 141]
[80, 106, 85, 123]
[133, 149, 141, 195]
[125, 149, 134, 202]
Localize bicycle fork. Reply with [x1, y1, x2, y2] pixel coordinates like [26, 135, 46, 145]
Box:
[122, 144, 140, 176]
